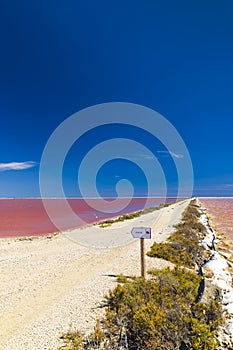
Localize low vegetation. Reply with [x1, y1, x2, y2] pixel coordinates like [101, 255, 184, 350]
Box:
[58, 267, 223, 350]
[57, 199, 224, 350]
[97, 202, 172, 228]
[97, 211, 142, 228]
[147, 199, 211, 268]
[140, 202, 171, 215]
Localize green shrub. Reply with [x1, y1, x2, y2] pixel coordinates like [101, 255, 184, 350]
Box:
[58, 329, 84, 350]
[147, 200, 210, 267]
[101, 267, 222, 350]
[147, 241, 196, 268]
[116, 273, 129, 283]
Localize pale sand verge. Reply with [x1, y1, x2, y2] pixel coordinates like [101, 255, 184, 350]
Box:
[0, 199, 190, 350]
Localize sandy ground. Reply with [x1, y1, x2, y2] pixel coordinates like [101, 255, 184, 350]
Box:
[0, 199, 189, 350]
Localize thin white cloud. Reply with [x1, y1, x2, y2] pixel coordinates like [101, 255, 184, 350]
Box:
[128, 154, 154, 161]
[137, 154, 154, 160]
[170, 151, 184, 159]
[157, 151, 184, 159]
[0, 161, 37, 172]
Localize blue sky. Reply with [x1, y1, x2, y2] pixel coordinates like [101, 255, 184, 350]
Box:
[0, 0, 233, 197]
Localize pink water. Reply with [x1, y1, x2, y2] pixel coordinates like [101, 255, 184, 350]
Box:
[0, 198, 177, 238]
[199, 198, 233, 242]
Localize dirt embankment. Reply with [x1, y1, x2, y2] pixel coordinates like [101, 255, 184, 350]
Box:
[0, 199, 189, 350]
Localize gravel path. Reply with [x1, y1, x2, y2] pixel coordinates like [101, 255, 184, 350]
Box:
[0, 199, 189, 350]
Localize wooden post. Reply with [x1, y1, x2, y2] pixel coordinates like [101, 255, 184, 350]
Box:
[140, 238, 146, 279]
[131, 227, 151, 279]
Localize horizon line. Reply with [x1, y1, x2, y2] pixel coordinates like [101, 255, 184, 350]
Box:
[0, 196, 233, 199]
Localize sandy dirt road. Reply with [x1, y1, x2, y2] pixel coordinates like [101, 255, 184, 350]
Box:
[0, 199, 189, 350]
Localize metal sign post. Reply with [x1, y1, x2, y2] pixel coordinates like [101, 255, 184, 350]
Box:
[131, 227, 151, 279]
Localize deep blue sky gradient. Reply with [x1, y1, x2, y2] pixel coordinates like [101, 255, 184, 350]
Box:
[0, 1, 233, 197]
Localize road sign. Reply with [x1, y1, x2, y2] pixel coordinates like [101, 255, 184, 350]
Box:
[131, 227, 151, 239]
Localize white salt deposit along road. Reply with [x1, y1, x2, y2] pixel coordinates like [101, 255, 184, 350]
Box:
[0, 199, 189, 350]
